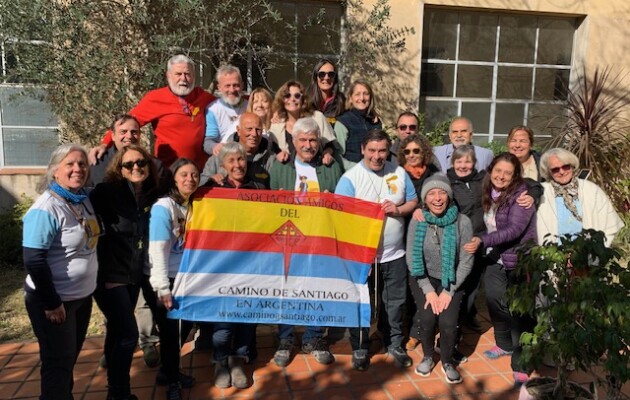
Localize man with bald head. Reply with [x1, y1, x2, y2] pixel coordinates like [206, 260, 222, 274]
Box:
[432, 116, 494, 173]
[200, 112, 274, 188]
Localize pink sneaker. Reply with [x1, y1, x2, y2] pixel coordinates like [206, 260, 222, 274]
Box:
[483, 345, 512, 359]
[513, 371, 529, 385]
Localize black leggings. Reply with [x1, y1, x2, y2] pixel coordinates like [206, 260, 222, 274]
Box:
[409, 276, 463, 364]
[25, 292, 92, 400]
[141, 276, 193, 383]
[94, 284, 140, 398]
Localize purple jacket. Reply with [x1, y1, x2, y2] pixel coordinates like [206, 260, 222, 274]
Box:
[480, 184, 537, 270]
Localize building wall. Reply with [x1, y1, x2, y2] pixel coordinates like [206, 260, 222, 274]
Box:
[384, 0, 630, 116]
[0, 171, 42, 210]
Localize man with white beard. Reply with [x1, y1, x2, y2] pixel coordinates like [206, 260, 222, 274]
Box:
[204, 65, 249, 156]
[90, 54, 216, 168]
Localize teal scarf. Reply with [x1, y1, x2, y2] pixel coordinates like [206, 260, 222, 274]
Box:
[411, 204, 459, 290]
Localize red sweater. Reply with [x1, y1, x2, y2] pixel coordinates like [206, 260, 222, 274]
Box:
[103, 86, 216, 167]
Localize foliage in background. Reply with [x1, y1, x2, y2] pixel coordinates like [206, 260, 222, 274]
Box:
[0, 0, 287, 145]
[0, 195, 33, 269]
[338, 0, 416, 121]
[509, 230, 630, 399]
[545, 67, 630, 211]
[1, 0, 417, 144]
[483, 140, 508, 156]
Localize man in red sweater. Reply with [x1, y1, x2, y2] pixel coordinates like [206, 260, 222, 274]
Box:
[90, 54, 216, 168]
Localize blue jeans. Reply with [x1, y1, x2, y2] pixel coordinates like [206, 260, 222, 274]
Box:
[213, 323, 257, 362]
[277, 324, 323, 344]
[25, 292, 92, 400]
[94, 284, 140, 398]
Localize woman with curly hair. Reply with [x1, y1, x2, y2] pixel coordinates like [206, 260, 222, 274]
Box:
[268, 80, 338, 165]
[398, 134, 440, 199]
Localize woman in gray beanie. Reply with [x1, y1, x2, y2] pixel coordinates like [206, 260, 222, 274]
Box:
[406, 173, 474, 384]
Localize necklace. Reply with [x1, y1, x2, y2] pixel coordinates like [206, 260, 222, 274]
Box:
[366, 168, 385, 202]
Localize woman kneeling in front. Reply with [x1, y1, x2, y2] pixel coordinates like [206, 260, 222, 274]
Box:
[406, 174, 473, 384]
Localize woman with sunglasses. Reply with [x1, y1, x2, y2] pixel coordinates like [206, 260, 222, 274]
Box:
[269, 80, 338, 165]
[307, 59, 345, 125]
[334, 80, 382, 170]
[536, 148, 623, 247]
[464, 153, 537, 385]
[398, 134, 440, 198]
[23, 144, 100, 400]
[91, 144, 159, 400]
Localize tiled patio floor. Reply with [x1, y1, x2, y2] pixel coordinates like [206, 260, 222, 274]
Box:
[1, 314, 629, 400]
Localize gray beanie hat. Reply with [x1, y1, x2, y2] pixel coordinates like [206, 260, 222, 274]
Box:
[420, 173, 453, 202]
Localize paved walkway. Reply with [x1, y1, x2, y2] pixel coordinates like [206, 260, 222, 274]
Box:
[1, 313, 629, 399]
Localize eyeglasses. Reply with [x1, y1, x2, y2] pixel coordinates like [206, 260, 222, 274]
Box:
[403, 148, 421, 155]
[283, 92, 303, 100]
[317, 71, 336, 80]
[121, 159, 149, 170]
[550, 164, 572, 174]
[398, 124, 417, 131]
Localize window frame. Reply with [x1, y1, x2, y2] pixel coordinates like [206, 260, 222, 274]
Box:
[420, 8, 577, 143]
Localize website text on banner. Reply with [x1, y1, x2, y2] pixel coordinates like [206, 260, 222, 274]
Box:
[169, 188, 385, 328]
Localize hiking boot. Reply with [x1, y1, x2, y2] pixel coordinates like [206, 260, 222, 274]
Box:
[213, 359, 231, 388]
[273, 339, 294, 367]
[415, 356, 435, 377]
[388, 346, 412, 368]
[228, 356, 249, 389]
[99, 353, 107, 369]
[406, 337, 420, 350]
[483, 345, 513, 360]
[442, 363, 463, 384]
[165, 383, 181, 400]
[301, 338, 334, 365]
[352, 349, 370, 371]
[142, 344, 160, 368]
[156, 371, 195, 388]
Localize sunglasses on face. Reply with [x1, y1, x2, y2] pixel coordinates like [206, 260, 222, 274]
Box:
[403, 148, 421, 155]
[317, 71, 336, 80]
[550, 164, 572, 174]
[121, 159, 149, 170]
[398, 124, 417, 131]
[283, 92, 303, 100]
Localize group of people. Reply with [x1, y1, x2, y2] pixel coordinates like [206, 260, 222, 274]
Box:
[22, 54, 625, 400]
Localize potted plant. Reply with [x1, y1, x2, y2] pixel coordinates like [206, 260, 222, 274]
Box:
[508, 229, 630, 400]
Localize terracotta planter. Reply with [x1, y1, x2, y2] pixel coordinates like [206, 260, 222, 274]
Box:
[518, 377, 594, 400]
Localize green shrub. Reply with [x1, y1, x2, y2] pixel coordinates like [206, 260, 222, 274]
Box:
[0, 195, 33, 269]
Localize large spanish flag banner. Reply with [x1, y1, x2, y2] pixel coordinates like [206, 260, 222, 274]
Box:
[169, 187, 385, 328]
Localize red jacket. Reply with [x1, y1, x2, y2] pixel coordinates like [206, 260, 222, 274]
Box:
[103, 86, 216, 167]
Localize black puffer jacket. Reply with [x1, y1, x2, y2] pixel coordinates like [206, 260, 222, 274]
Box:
[91, 180, 158, 285]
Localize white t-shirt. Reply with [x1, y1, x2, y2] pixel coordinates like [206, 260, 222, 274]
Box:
[335, 161, 417, 262]
[294, 159, 320, 192]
